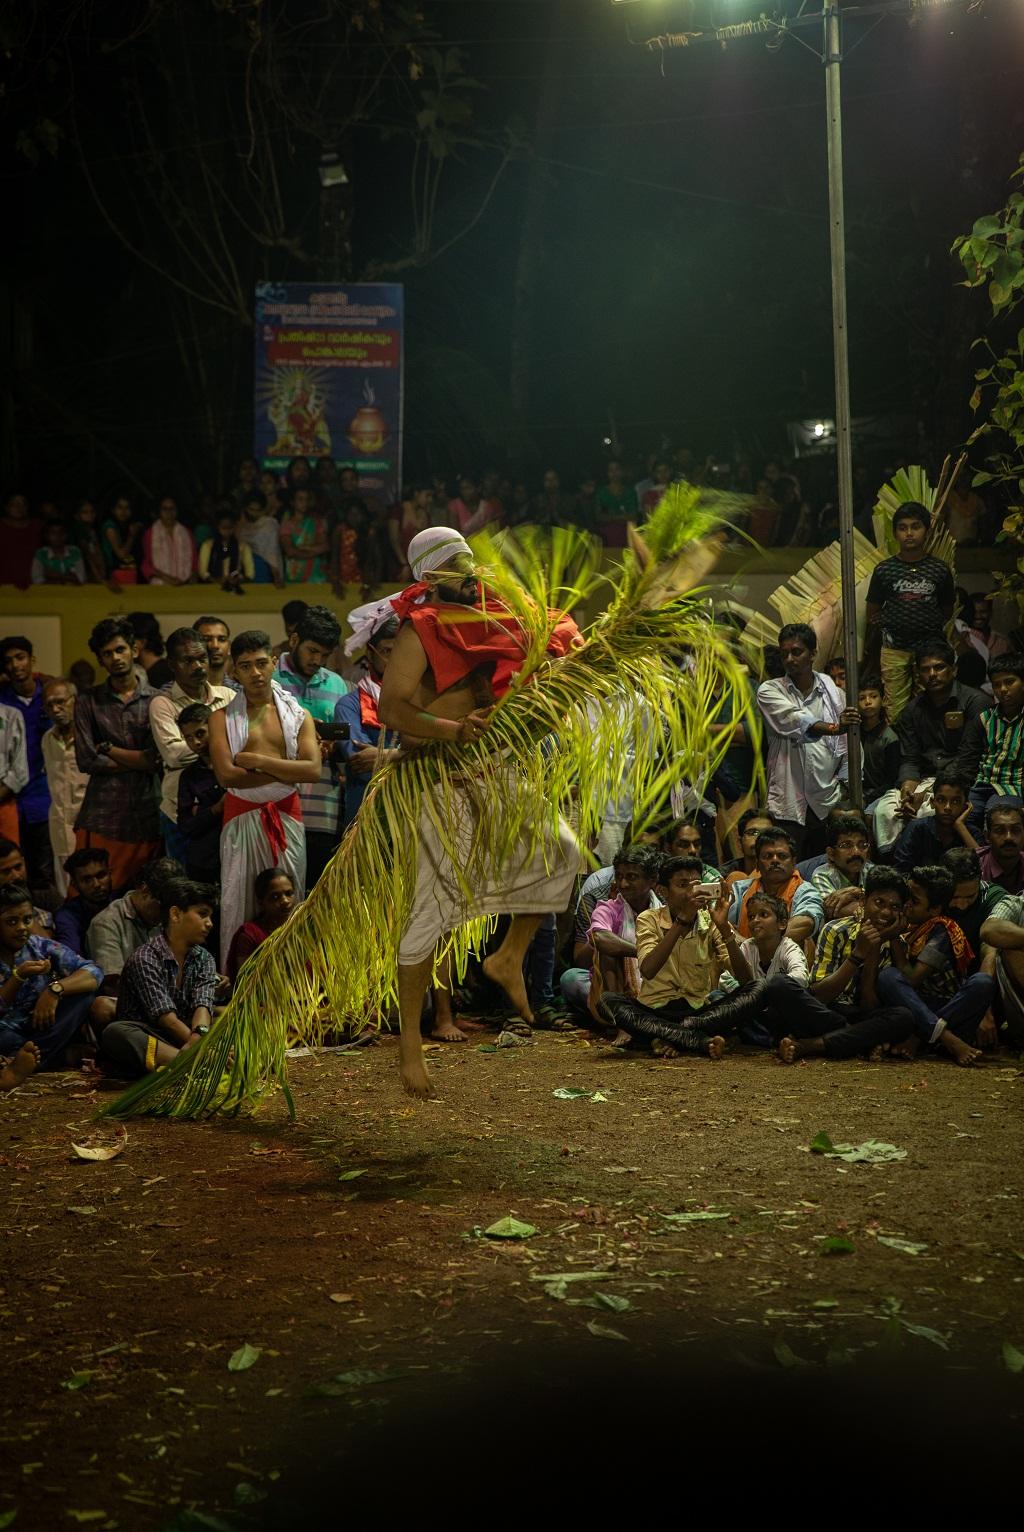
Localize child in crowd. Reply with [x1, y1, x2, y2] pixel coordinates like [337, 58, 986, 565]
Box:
[957, 655, 1024, 825]
[876, 863, 995, 1066]
[560, 845, 662, 1030]
[865, 502, 955, 720]
[858, 678, 900, 806]
[594, 855, 772, 1056]
[101, 878, 217, 1076]
[942, 845, 1004, 959]
[892, 770, 976, 872]
[0, 881, 102, 1081]
[769, 866, 915, 1063]
[176, 704, 225, 884]
[225, 867, 296, 983]
[734, 892, 808, 984]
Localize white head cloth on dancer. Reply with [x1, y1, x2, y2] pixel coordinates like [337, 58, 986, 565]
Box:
[344, 528, 474, 656]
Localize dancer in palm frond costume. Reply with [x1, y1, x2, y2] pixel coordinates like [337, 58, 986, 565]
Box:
[103, 484, 757, 1120]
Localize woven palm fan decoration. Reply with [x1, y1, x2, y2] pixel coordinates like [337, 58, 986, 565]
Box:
[103, 483, 758, 1121]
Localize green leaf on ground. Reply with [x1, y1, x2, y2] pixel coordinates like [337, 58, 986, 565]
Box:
[552, 1086, 590, 1099]
[810, 1136, 906, 1164]
[820, 1236, 855, 1255]
[66, 1206, 97, 1216]
[477, 1044, 498, 1053]
[591, 1091, 610, 1102]
[595, 1292, 631, 1313]
[227, 1343, 261, 1372]
[812, 1298, 840, 1309]
[531, 1270, 613, 1284]
[60, 1371, 93, 1391]
[484, 1216, 537, 1239]
[586, 1320, 628, 1341]
[307, 1367, 409, 1396]
[234, 1483, 268, 1506]
[1003, 1341, 1024, 1374]
[877, 1236, 929, 1256]
[338, 1168, 368, 1181]
[899, 1321, 949, 1350]
[662, 1210, 731, 1224]
[773, 1341, 810, 1368]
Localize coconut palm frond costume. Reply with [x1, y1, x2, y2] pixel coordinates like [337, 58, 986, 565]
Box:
[104, 484, 756, 1121]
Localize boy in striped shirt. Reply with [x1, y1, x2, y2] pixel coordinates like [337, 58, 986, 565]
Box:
[958, 654, 1024, 827]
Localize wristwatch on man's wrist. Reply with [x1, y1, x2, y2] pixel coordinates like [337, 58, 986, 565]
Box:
[48, 979, 65, 997]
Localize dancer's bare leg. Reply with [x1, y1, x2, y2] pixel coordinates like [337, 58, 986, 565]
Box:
[398, 955, 436, 1098]
[482, 913, 543, 1026]
[425, 950, 467, 1043]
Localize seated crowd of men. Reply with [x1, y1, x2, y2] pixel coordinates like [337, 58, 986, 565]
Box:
[2, 571, 1024, 1089]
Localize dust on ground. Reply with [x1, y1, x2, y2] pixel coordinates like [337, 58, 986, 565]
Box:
[2, 1031, 1023, 1528]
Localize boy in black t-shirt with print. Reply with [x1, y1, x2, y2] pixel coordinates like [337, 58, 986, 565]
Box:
[864, 502, 954, 724]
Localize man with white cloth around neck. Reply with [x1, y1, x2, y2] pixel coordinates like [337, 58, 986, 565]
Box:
[207, 628, 320, 968]
[377, 527, 582, 1100]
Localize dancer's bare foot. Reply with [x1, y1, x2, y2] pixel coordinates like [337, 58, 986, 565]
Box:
[938, 1028, 982, 1067]
[399, 1033, 435, 1098]
[482, 950, 534, 1026]
[426, 1017, 468, 1043]
[0, 1041, 41, 1090]
[704, 1034, 725, 1060]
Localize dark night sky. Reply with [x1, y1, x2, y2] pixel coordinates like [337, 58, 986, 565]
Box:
[3, 0, 1023, 498]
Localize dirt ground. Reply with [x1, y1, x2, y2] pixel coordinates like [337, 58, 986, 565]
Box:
[2, 1030, 1023, 1529]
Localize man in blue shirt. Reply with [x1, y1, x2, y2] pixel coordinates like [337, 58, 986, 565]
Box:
[0, 635, 52, 886]
[0, 881, 102, 1080]
[54, 847, 114, 955]
[334, 612, 401, 824]
[274, 605, 348, 887]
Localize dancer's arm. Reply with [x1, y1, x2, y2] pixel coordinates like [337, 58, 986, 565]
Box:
[379, 625, 492, 744]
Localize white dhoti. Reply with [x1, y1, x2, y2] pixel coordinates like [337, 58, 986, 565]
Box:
[871, 776, 935, 851]
[398, 780, 580, 966]
[219, 792, 306, 968]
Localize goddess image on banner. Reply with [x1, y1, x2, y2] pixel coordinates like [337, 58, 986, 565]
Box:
[254, 282, 404, 502]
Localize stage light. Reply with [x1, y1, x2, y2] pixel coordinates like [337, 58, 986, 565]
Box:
[813, 422, 826, 437]
[603, 436, 612, 445]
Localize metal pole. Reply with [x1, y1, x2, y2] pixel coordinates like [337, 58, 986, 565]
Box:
[823, 0, 862, 806]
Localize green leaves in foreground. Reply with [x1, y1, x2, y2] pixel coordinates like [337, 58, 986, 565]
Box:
[809, 1133, 906, 1164]
[820, 1236, 855, 1256]
[484, 1216, 538, 1239]
[1004, 1341, 1024, 1374]
[662, 1209, 731, 1225]
[227, 1343, 261, 1372]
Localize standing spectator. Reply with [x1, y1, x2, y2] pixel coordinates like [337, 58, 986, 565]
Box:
[864, 503, 955, 720]
[312, 455, 343, 520]
[230, 457, 261, 511]
[259, 470, 284, 518]
[756, 623, 857, 856]
[968, 592, 1011, 661]
[720, 808, 775, 887]
[100, 493, 143, 584]
[194, 615, 236, 692]
[594, 461, 638, 549]
[335, 611, 401, 825]
[872, 640, 988, 851]
[0, 636, 52, 886]
[69, 500, 109, 585]
[332, 498, 385, 591]
[774, 476, 812, 545]
[388, 486, 432, 580]
[280, 486, 329, 582]
[128, 613, 173, 688]
[31, 520, 85, 585]
[282, 455, 313, 510]
[41, 678, 88, 898]
[100, 878, 217, 1077]
[208, 630, 319, 967]
[0, 882, 101, 1075]
[0, 701, 27, 850]
[54, 847, 113, 954]
[640, 459, 673, 517]
[943, 466, 985, 546]
[531, 469, 576, 530]
[857, 678, 900, 808]
[275, 605, 348, 886]
[238, 492, 284, 587]
[142, 495, 196, 585]
[198, 509, 255, 589]
[148, 628, 233, 863]
[225, 867, 297, 983]
[445, 475, 490, 534]
[74, 617, 162, 888]
[0, 493, 43, 588]
[176, 704, 225, 883]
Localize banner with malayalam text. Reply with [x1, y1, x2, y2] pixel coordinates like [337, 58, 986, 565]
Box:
[254, 281, 404, 502]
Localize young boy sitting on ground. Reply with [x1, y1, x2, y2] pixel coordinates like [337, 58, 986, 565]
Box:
[594, 854, 771, 1057]
[100, 878, 218, 1076]
[892, 770, 976, 872]
[768, 866, 915, 1064]
[875, 863, 995, 1066]
[560, 845, 662, 1025]
[734, 892, 808, 984]
[0, 881, 102, 1086]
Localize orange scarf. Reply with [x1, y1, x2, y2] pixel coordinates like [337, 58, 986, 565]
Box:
[736, 870, 803, 937]
[907, 915, 974, 976]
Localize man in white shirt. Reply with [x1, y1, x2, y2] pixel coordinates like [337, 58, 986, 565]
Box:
[40, 679, 88, 897]
[148, 628, 233, 865]
[756, 623, 859, 857]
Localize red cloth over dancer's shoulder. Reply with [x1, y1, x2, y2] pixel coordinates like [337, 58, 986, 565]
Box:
[391, 581, 579, 698]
